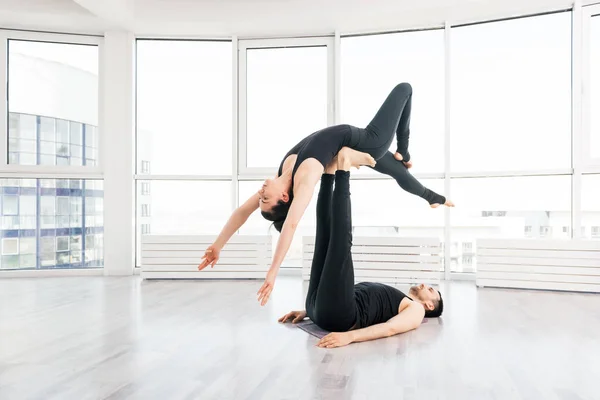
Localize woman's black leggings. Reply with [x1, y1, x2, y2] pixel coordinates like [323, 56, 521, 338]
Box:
[350, 83, 445, 206]
[305, 171, 357, 332]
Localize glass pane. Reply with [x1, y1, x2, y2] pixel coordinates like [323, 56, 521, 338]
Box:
[137, 40, 232, 174]
[19, 196, 36, 216]
[70, 122, 82, 145]
[20, 254, 36, 269]
[2, 238, 19, 255]
[1, 255, 19, 269]
[20, 237, 36, 254]
[8, 41, 98, 166]
[451, 13, 571, 172]
[56, 197, 70, 215]
[450, 176, 571, 273]
[0, 179, 103, 269]
[40, 117, 56, 141]
[56, 237, 69, 252]
[41, 196, 56, 215]
[582, 174, 600, 239]
[40, 141, 55, 155]
[341, 30, 444, 174]
[3, 195, 19, 216]
[9, 114, 36, 139]
[591, 15, 600, 159]
[246, 46, 328, 168]
[57, 120, 69, 143]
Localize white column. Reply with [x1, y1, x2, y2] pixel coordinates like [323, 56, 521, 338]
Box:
[101, 31, 135, 276]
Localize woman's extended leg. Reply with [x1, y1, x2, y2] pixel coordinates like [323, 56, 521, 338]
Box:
[351, 82, 413, 161]
[312, 164, 358, 332]
[371, 151, 449, 207]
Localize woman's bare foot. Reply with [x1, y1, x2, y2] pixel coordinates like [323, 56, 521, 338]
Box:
[430, 199, 455, 209]
[325, 156, 338, 174]
[337, 147, 376, 170]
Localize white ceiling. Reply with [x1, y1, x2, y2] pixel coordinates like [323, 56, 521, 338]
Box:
[0, 0, 588, 36]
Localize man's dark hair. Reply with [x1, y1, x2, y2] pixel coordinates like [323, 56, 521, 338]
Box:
[424, 291, 444, 318]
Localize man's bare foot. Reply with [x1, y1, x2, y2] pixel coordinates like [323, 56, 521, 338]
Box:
[337, 147, 376, 170]
[325, 156, 338, 175]
[430, 199, 455, 209]
[394, 152, 412, 169]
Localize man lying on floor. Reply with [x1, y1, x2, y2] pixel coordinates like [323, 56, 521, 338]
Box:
[278, 155, 443, 348]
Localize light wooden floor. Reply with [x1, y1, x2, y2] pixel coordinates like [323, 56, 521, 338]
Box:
[1, 276, 599, 400]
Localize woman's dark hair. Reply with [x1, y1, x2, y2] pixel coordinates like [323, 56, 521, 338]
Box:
[261, 194, 293, 233]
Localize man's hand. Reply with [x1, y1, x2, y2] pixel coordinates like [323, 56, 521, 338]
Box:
[317, 332, 354, 348]
[278, 310, 307, 324]
[198, 245, 221, 270]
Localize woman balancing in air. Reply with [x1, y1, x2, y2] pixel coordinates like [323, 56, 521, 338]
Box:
[198, 83, 453, 305]
[280, 154, 443, 348]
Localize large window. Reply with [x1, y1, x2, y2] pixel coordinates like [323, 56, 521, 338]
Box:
[0, 179, 103, 270]
[450, 176, 571, 272]
[136, 40, 232, 175]
[582, 175, 600, 239]
[450, 13, 571, 172]
[8, 40, 99, 166]
[242, 44, 329, 169]
[341, 30, 445, 174]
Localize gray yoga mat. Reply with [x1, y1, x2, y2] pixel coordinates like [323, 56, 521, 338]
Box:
[296, 320, 329, 339]
[296, 318, 441, 339]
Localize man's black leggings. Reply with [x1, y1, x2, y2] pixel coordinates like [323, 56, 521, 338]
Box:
[305, 171, 357, 333]
[350, 83, 445, 206]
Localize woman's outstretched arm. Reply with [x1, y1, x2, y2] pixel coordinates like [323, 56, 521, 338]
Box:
[198, 192, 260, 270]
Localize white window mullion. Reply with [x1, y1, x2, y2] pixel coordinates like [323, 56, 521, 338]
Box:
[444, 21, 452, 281]
[0, 32, 8, 168]
[238, 42, 249, 176]
[232, 35, 239, 211]
[334, 31, 342, 125]
[573, 0, 584, 238]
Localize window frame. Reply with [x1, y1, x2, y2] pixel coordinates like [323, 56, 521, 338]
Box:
[0, 30, 103, 178]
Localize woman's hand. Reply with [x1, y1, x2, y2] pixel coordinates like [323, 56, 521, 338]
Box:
[278, 310, 307, 324]
[257, 268, 278, 306]
[317, 332, 354, 348]
[198, 245, 221, 270]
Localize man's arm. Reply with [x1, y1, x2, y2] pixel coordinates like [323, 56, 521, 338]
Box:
[317, 302, 425, 348]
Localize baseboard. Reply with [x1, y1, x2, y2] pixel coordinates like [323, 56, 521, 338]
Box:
[0, 268, 104, 278]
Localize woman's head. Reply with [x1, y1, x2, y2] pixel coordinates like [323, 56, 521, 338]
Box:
[259, 179, 293, 232]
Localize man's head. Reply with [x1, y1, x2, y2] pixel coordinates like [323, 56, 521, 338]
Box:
[409, 283, 444, 318]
